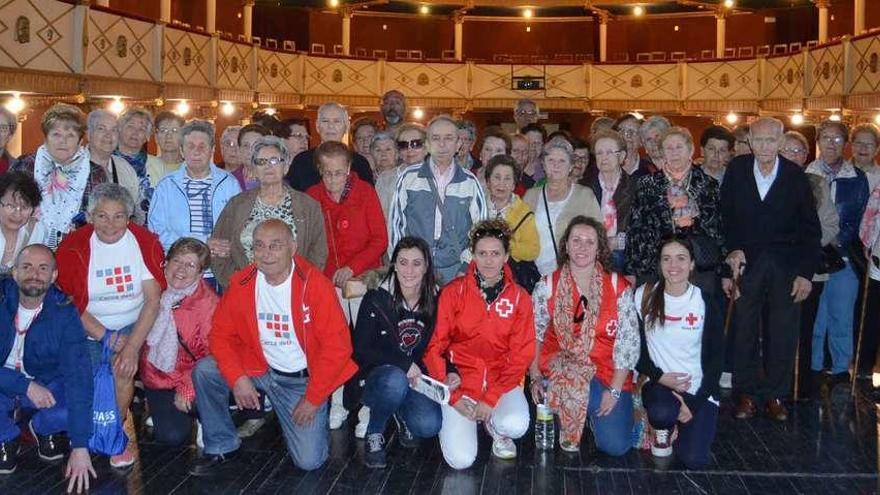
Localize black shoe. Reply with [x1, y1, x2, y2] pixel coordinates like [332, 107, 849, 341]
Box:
[28, 420, 64, 462]
[364, 433, 387, 468]
[0, 441, 19, 474]
[830, 371, 851, 387]
[189, 449, 240, 476]
[809, 371, 827, 399]
[393, 415, 418, 449]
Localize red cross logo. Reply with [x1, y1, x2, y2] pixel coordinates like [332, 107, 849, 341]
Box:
[495, 298, 514, 318]
[685, 313, 699, 326]
[606, 320, 618, 336]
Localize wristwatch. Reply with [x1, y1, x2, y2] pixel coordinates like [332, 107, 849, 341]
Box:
[608, 387, 621, 400]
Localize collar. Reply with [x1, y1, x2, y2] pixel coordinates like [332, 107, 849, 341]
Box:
[753, 156, 779, 180]
[806, 158, 859, 179]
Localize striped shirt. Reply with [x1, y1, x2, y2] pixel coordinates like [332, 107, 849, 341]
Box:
[185, 175, 213, 238]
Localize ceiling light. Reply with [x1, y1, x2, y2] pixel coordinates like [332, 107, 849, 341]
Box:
[175, 100, 190, 117]
[5, 93, 24, 114]
[526, 25, 531, 32]
[412, 108, 424, 120]
[674, 25, 679, 32]
[221, 101, 235, 117]
[523, 8, 533, 19]
[725, 111, 738, 125]
[829, 113, 841, 122]
[633, 6, 645, 17]
[419, 5, 429, 15]
[328, 0, 339, 8]
[790, 113, 804, 126]
[109, 97, 125, 115]
[264, 107, 276, 116]
[724, 0, 734, 8]
[875, 114, 880, 126]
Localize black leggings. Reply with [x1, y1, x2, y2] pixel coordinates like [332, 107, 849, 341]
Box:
[144, 388, 195, 446]
[642, 382, 718, 470]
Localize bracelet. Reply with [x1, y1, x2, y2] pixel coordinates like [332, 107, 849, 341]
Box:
[608, 387, 621, 400]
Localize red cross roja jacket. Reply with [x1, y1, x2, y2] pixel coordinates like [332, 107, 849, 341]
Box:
[423, 262, 536, 408]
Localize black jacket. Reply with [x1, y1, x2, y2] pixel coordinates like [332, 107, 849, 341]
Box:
[635, 284, 724, 412]
[285, 148, 374, 192]
[720, 155, 821, 280]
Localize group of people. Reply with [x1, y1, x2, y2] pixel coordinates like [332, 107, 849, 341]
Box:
[0, 88, 877, 492]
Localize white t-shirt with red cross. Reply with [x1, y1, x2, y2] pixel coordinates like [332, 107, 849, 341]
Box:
[3, 304, 41, 378]
[635, 283, 706, 397]
[86, 230, 154, 331]
[255, 268, 307, 373]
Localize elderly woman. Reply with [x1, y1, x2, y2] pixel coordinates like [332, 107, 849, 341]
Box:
[0, 171, 43, 275]
[625, 126, 723, 290]
[586, 129, 635, 273]
[852, 123, 880, 194]
[806, 120, 870, 388]
[613, 114, 655, 178]
[524, 139, 601, 277]
[236, 123, 272, 192]
[211, 136, 327, 290]
[424, 219, 535, 468]
[148, 120, 242, 271]
[114, 108, 158, 213]
[282, 117, 311, 160]
[530, 216, 640, 455]
[371, 132, 400, 216]
[145, 111, 184, 186]
[474, 126, 511, 190]
[396, 122, 428, 168]
[639, 115, 672, 169]
[218, 125, 246, 189]
[56, 183, 165, 468]
[352, 118, 378, 171]
[484, 155, 540, 290]
[140, 237, 218, 446]
[12, 103, 106, 250]
[0, 107, 18, 175]
[307, 140, 388, 431]
[521, 123, 546, 187]
[86, 109, 143, 224]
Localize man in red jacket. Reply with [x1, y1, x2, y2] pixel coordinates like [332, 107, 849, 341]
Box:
[189, 219, 358, 475]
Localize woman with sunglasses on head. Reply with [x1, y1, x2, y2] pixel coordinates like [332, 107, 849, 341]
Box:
[530, 215, 639, 455]
[353, 236, 442, 468]
[423, 219, 535, 469]
[635, 235, 724, 469]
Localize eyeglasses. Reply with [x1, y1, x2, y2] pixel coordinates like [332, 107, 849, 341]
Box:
[595, 150, 623, 158]
[253, 241, 288, 252]
[397, 139, 424, 150]
[619, 129, 638, 138]
[289, 132, 309, 141]
[820, 136, 845, 145]
[254, 157, 284, 168]
[0, 201, 33, 215]
[780, 147, 806, 155]
[222, 139, 238, 147]
[167, 257, 200, 273]
[157, 127, 180, 135]
[853, 141, 878, 148]
[515, 109, 538, 117]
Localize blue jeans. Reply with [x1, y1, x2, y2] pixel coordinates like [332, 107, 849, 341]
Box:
[361, 365, 441, 437]
[193, 357, 329, 471]
[0, 379, 69, 443]
[586, 377, 633, 457]
[87, 323, 134, 369]
[642, 381, 718, 469]
[812, 260, 859, 373]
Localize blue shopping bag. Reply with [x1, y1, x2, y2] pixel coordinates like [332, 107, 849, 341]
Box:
[88, 337, 128, 456]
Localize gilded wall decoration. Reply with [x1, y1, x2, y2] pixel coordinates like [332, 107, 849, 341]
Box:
[0, 0, 75, 73]
[164, 27, 210, 86]
[385, 61, 468, 98]
[86, 10, 154, 81]
[686, 59, 759, 100]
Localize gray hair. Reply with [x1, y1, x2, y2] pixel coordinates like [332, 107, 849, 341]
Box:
[541, 138, 575, 164]
[250, 135, 290, 166]
[181, 120, 216, 148]
[749, 117, 784, 138]
[370, 131, 396, 152]
[783, 130, 809, 150]
[0, 107, 17, 135]
[515, 98, 539, 113]
[456, 120, 477, 141]
[118, 107, 153, 135]
[426, 114, 457, 136]
[317, 102, 350, 124]
[639, 115, 671, 141]
[220, 125, 241, 144]
[87, 109, 117, 134]
[88, 182, 135, 218]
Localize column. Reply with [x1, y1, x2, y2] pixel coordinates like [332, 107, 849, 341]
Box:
[341, 7, 352, 56]
[598, 13, 608, 63]
[716, 12, 726, 57]
[206, 0, 216, 34]
[854, 0, 865, 35]
[817, 0, 830, 43]
[243, 0, 254, 41]
[454, 13, 463, 61]
[160, 0, 171, 24]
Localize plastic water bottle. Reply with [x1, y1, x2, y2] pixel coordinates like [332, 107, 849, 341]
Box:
[535, 403, 555, 450]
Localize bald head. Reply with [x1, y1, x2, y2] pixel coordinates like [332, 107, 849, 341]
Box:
[749, 117, 785, 168]
[13, 244, 57, 302]
[16, 244, 55, 269]
[253, 219, 296, 284]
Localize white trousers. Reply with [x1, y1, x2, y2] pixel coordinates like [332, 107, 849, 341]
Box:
[439, 387, 530, 470]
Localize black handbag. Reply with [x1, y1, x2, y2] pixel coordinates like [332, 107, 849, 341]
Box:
[817, 244, 846, 275]
[846, 238, 868, 277]
[507, 211, 541, 293]
[688, 234, 721, 271]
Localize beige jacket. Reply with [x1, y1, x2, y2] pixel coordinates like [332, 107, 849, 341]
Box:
[523, 183, 602, 248]
[807, 172, 840, 283]
[211, 185, 328, 289]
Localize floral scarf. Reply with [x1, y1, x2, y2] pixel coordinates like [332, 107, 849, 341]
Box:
[33, 144, 91, 249]
[146, 280, 200, 372]
[546, 263, 603, 446]
[665, 170, 699, 229]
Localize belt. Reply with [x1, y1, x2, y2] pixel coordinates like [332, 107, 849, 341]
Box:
[271, 367, 309, 378]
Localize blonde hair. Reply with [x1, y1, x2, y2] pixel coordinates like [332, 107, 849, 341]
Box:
[41, 103, 86, 139]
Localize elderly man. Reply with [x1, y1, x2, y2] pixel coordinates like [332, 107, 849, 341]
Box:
[284, 102, 374, 192]
[721, 117, 821, 422]
[86, 110, 143, 223]
[513, 99, 540, 130]
[389, 115, 486, 285]
[380, 90, 407, 134]
[148, 120, 242, 267]
[218, 125, 246, 189]
[189, 219, 358, 475]
[0, 245, 94, 492]
[699, 125, 735, 184]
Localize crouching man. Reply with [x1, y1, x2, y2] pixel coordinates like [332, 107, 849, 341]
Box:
[190, 219, 358, 475]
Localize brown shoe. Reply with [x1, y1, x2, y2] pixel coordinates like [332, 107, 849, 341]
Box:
[765, 399, 788, 422]
[734, 396, 756, 419]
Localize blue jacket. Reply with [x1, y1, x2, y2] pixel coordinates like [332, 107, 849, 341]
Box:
[0, 278, 93, 448]
[807, 160, 870, 247]
[148, 163, 242, 250]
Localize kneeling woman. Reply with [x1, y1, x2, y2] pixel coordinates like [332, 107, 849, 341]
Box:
[531, 216, 640, 455]
[424, 219, 535, 469]
[353, 237, 442, 468]
[635, 235, 723, 469]
[140, 238, 219, 446]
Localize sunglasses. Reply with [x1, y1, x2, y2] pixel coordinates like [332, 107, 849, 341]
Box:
[397, 139, 425, 150]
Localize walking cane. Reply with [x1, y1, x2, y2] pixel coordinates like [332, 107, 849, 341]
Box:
[723, 268, 742, 338]
[851, 263, 872, 397]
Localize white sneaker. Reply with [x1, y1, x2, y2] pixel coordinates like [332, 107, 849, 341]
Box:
[196, 420, 204, 449]
[329, 405, 349, 430]
[719, 372, 732, 389]
[237, 418, 266, 438]
[651, 428, 673, 457]
[144, 416, 154, 428]
[486, 420, 516, 460]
